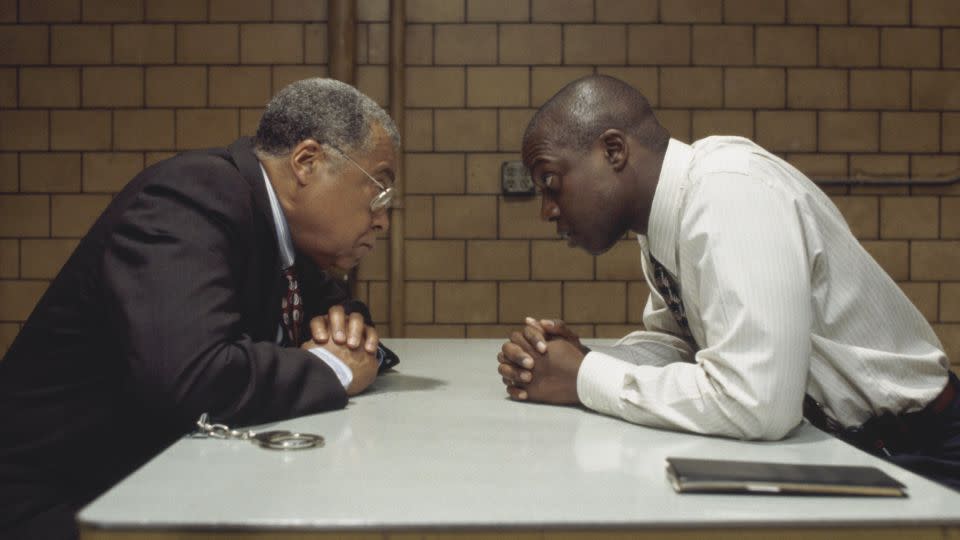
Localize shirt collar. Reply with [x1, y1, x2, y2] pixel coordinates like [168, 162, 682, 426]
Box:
[259, 163, 296, 269]
[640, 138, 694, 276]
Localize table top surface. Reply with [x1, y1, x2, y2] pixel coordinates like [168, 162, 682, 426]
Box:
[80, 339, 960, 531]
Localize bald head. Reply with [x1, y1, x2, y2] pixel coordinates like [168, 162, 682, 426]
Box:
[522, 75, 669, 165]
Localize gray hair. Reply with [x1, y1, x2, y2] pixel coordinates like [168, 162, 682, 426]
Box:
[254, 78, 400, 157]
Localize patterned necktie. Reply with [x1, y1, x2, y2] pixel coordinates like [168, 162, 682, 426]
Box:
[280, 266, 303, 346]
[649, 255, 693, 340]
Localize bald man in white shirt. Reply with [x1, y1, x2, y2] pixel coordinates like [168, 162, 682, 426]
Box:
[497, 75, 959, 491]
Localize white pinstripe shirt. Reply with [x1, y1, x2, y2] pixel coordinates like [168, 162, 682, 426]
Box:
[577, 137, 950, 440]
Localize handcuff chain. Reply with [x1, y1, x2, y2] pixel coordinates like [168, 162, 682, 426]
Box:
[195, 413, 255, 440]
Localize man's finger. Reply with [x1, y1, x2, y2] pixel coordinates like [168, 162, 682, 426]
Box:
[497, 361, 533, 384]
[346, 312, 365, 348]
[506, 385, 528, 401]
[522, 321, 547, 353]
[310, 316, 330, 343]
[327, 305, 347, 344]
[502, 341, 534, 369]
[363, 325, 379, 354]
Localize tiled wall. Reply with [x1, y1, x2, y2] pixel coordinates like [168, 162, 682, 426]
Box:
[0, 0, 958, 366]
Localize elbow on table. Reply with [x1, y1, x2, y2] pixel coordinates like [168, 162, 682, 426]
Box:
[733, 404, 803, 441]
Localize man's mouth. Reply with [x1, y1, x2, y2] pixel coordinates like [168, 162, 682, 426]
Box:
[559, 230, 576, 247]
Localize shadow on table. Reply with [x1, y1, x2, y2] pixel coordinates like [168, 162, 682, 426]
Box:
[369, 371, 446, 393]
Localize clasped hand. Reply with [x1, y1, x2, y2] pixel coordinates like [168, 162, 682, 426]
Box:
[300, 305, 378, 396]
[497, 317, 588, 405]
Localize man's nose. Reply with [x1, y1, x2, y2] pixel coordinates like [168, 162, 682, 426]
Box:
[372, 207, 390, 233]
[540, 196, 559, 222]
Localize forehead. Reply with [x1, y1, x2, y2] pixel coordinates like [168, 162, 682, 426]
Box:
[357, 124, 398, 165]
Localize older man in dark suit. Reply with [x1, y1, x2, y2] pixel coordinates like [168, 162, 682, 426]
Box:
[0, 78, 399, 538]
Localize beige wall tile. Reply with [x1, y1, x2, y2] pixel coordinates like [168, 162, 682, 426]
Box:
[175, 109, 239, 150]
[20, 238, 78, 278]
[209, 66, 271, 107]
[500, 24, 562, 65]
[51, 194, 109, 237]
[913, 0, 960, 26]
[898, 282, 938, 322]
[912, 156, 960, 182]
[787, 69, 847, 110]
[405, 281, 433, 323]
[0, 68, 15, 107]
[880, 196, 939, 239]
[83, 0, 143, 22]
[0, 111, 49, 150]
[466, 324, 520, 338]
[354, 65, 388, 104]
[818, 112, 879, 152]
[113, 109, 174, 151]
[0, 26, 49, 65]
[0, 281, 48, 321]
[435, 281, 497, 323]
[435, 24, 497, 65]
[756, 26, 816, 66]
[144, 151, 176, 166]
[945, 30, 960, 69]
[661, 0, 722, 22]
[367, 281, 388, 326]
[881, 28, 939, 69]
[145, 0, 207, 21]
[407, 0, 464, 23]
[51, 25, 111, 65]
[850, 0, 908, 25]
[404, 24, 432, 65]
[405, 240, 465, 280]
[788, 0, 847, 24]
[272, 66, 327, 94]
[468, 240, 529, 280]
[628, 25, 690, 66]
[532, 0, 592, 22]
[724, 0, 785, 23]
[114, 24, 174, 64]
[724, 68, 785, 109]
[882, 112, 939, 153]
[819, 27, 878, 67]
[0, 239, 17, 278]
[656, 109, 691, 142]
[467, 152, 520, 194]
[596, 324, 641, 338]
[82, 67, 143, 108]
[944, 113, 960, 153]
[210, 0, 270, 21]
[176, 24, 239, 64]
[273, 0, 327, 21]
[787, 155, 849, 181]
[240, 108, 261, 136]
[434, 195, 497, 238]
[20, 0, 80, 22]
[434, 109, 497, 151]
[20, 153, 81, 193]
[862, 240, 909, 280]
[595, 241, 643, 280]
[406, 67, 465, 107]
[356, 240, 387, 280]
[942, 283, 960, 321]
[304, 23, 329, 64]
[404, 195, 433, 238]
[850, 70, 909, 110]
[367, 23, 389, 64]
[692, 25, 753, 66]
[628, 281, 651, 322]
[145, 66, 206, 107]
[0, 0, 12, 22]
[404, 324, 465, 337]
[467, 67, 529, 108]
[912, 241, 960, 280]
[943, 197, 960, 239]
[83, 152, 143, 192]
[564, 282, 627, 323]
[499, 197, 556, 239]
[660, 68, 722, 108]
[499, 281, 562, 322]
[849, 154, 908, 180]
[756, 111, 816, 152]
[499, 109, 535, 151]
[19, 67, 80, 108]
[241, 24, 304, 64]
[51, 111, 111, 151]
[565, 25, 626, 65]
[357, 0, 388, 22]
[0, 195, 49, 236]
[532, 66, 594, 106]
[0, 153, 18, 192]
[692, 110, 754, 140]
[468, 0, 528, 22]
[912, 71, 960, 111]
[404, 109, 433, 152]
[597, 67, 658, 105]
[405, 153, 465, 194]
[531, 240, 593, 280]
[597, 0, 656, 22]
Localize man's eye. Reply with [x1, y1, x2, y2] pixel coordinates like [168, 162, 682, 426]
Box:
[541, 174, 556, 189]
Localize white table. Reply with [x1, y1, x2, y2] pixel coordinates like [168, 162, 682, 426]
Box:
[79, 339, 960, 540]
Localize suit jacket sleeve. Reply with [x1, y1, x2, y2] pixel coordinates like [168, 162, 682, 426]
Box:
[101, 158, 347, 428]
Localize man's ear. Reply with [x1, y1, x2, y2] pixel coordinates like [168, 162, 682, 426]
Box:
[289, 139, 325, 186]
[599, 129, 628, 172]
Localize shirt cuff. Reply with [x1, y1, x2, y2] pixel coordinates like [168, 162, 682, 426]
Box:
[577, 350, 633, 417]
[308, 346, 354, 389]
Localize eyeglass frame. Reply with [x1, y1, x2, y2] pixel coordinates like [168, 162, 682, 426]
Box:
[328, 144, 394, 212]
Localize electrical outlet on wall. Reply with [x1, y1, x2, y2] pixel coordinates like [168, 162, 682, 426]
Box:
[501, 161, 534, 196]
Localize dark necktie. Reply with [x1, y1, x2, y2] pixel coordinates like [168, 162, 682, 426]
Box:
[281, 266, 303, 346]
[649, 255, 693, 340]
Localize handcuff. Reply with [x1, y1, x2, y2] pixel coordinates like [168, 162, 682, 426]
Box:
[193, 413, 324, 450]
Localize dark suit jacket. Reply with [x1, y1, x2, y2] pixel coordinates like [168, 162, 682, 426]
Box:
[0, 138, 372, 528]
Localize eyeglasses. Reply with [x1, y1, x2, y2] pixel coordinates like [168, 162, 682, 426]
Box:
[329, 145, 394, 212]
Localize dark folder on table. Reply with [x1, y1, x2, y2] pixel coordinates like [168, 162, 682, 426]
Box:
[666, 457, 906, 497]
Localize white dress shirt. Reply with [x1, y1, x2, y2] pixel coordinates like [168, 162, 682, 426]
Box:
[577, 136, 950, 440]
[260, 164, 353, 389]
